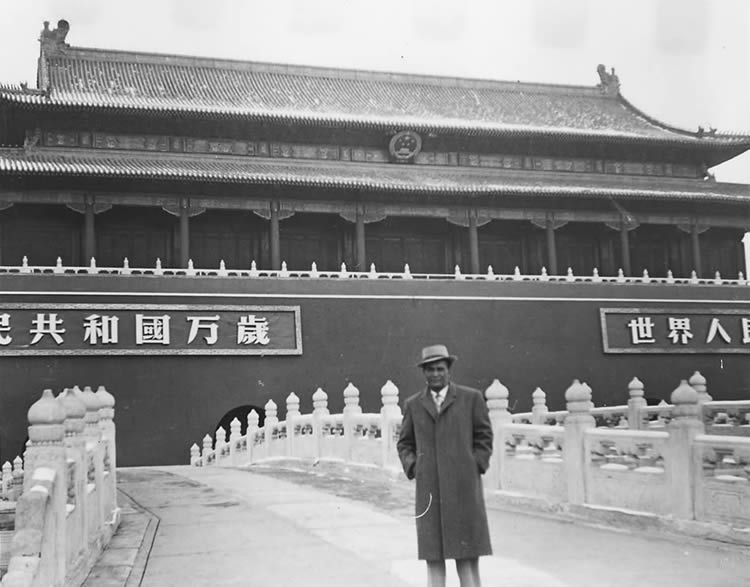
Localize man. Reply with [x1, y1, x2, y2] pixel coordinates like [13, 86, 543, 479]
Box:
[397, 344, 494, 587]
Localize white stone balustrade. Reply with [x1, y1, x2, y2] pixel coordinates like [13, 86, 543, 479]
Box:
[4, 258, 750, 287]
[584, 428, 670, 514]
[189, 371, 750, 529]
[693, 434, 750, 526]
[0, 386, 119, 587]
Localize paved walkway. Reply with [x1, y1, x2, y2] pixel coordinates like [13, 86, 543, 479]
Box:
[88, 463, 749, 586]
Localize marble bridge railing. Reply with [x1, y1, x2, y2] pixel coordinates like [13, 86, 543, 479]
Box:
[191, 371, 750, 530]
[1, 256, 748, 287]
[192, 381, 404, 472]
[0, 387, 119, 587]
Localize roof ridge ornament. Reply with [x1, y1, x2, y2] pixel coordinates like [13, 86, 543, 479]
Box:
[596, 64, 620, 97]
[40, 19, 70, 56]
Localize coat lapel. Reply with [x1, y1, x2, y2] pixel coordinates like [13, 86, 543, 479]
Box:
[419, 388, 439, 421]
[440, 384, 457, 415]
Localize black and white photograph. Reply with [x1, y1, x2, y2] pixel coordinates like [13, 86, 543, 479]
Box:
[0, 1, 749, 585]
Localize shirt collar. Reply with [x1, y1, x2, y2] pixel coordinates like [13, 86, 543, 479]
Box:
[431, 386, 448, 398]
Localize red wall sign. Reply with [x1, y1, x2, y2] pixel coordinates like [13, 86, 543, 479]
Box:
[0, 304, 302, 356]
[601, 308, 750, 354]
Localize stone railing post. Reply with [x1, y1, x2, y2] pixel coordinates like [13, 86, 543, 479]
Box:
[229, 418, 242, 466]
[202, 434, 213, 466]
[380, 381, 401, 469]
[264, 400, 279, 458]
[627, 377, 647, 430]
[96, 385, 118, 536]
[312, 388, 329, 459]
[485, 379, 511, 490]
[1, 461, 11, 499]
[11, 457, 23, 501]
[215, 427, 227, 464]
[246, 411, 259, 463]
[667, 380, 705, 519]
[190, 443, 201, 466]
[14, 389, 68, 586]
[58, 388, 88, 570]
[689, 371, 712, 404]
[531, 387, 548, 425]
[285, 393, 300, 458]
[80, 385, 105, 552]
[342, 383, 362, 462]
[564, 380, 595, 505]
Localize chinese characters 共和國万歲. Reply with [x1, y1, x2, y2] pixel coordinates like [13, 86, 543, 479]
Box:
[0, 312, 271, 346]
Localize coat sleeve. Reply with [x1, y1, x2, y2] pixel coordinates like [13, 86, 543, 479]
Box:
[396, 400, 417, 480]
[471, 390, 494, 474]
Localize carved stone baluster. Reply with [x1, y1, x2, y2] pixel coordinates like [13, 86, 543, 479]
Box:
[286, 393, 300, 458]
[264, 400, 278, 459]
[202, 434, 213, 466]
[343, 383, 361, 463]
[380, 381, 401, 468]
[247, 410, 260, 463]
[485, 379, 511, 490]
[627, 377, 646, 430]
[312, 388, 329, 460]
[531, 387, 548, 425]
[667, 380, 705, 519]
[564, 380, 595, 505]
[229, 418, 242, 466]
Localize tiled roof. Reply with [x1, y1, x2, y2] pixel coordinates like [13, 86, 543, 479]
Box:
[1, 147, 748, 203]
[1, 43, 747, 145]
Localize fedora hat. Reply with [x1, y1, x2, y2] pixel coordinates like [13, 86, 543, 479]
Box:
[416, 344, 457, 368]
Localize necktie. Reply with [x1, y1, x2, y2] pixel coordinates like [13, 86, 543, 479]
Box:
[433, 391, 444, 412]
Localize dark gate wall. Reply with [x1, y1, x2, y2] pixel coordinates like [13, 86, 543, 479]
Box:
[1, 274, 749, 466]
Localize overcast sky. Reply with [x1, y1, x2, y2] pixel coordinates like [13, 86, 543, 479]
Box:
[3, 0, 750, 181]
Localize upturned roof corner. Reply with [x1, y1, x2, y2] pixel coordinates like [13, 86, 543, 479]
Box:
[596, 64, 620, 97]
[39, 19, 70, 56]
[37, 19, 70, 92]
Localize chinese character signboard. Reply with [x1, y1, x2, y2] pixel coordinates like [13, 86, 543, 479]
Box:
[0, 304, 302, 356]
[600, 308, 750, 354]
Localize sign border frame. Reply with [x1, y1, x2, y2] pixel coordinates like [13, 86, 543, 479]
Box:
[0, 303, 303, 356]
[600, 307, 750, 354]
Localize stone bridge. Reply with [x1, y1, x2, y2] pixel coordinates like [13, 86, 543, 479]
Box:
[1, 374, 750, 586]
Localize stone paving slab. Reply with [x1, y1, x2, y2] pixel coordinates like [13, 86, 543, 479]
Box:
[82, 489, 157, 587]
[88, 462, 750, 587]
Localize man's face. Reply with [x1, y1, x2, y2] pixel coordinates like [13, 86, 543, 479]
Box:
[423, 360, 451, 391]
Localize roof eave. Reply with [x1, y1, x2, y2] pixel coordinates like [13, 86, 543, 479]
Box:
[4, 96, 750, 152]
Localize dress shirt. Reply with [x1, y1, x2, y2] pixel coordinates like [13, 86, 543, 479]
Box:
[432, 386, 448, 411]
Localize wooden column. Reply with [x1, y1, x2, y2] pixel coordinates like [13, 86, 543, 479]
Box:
[468, 214, 480, 274]
[531, 216, 567, 275]
[691, 223, 702, 277]
[179, 198, 190, 268]
[545, 222, 558, 275]
[270, 201, 281, 270]
[355, 213, 366, 272]
[606, 217, 638, 276]
[67, 199, 110, 266]
[339, 203, 385, 272]
[619, 223, 632, 276]
[83, 196, 96, 263]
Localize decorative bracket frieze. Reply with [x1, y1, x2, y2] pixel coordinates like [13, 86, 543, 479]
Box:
[677, 223, 710, 235]
[66, 202, 112, 215]
[252, 201, 295, 221]
[161, 201, 206, 218]
[605, 218, 640, 232]
[339, 204, 387, 224]
[445, 210, 492, 228]
[530, 214, 568, 231]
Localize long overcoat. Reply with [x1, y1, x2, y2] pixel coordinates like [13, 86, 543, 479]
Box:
[396, 383, 493, 561]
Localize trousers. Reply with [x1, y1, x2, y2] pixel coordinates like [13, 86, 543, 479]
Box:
[426, 558, 481, 587]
